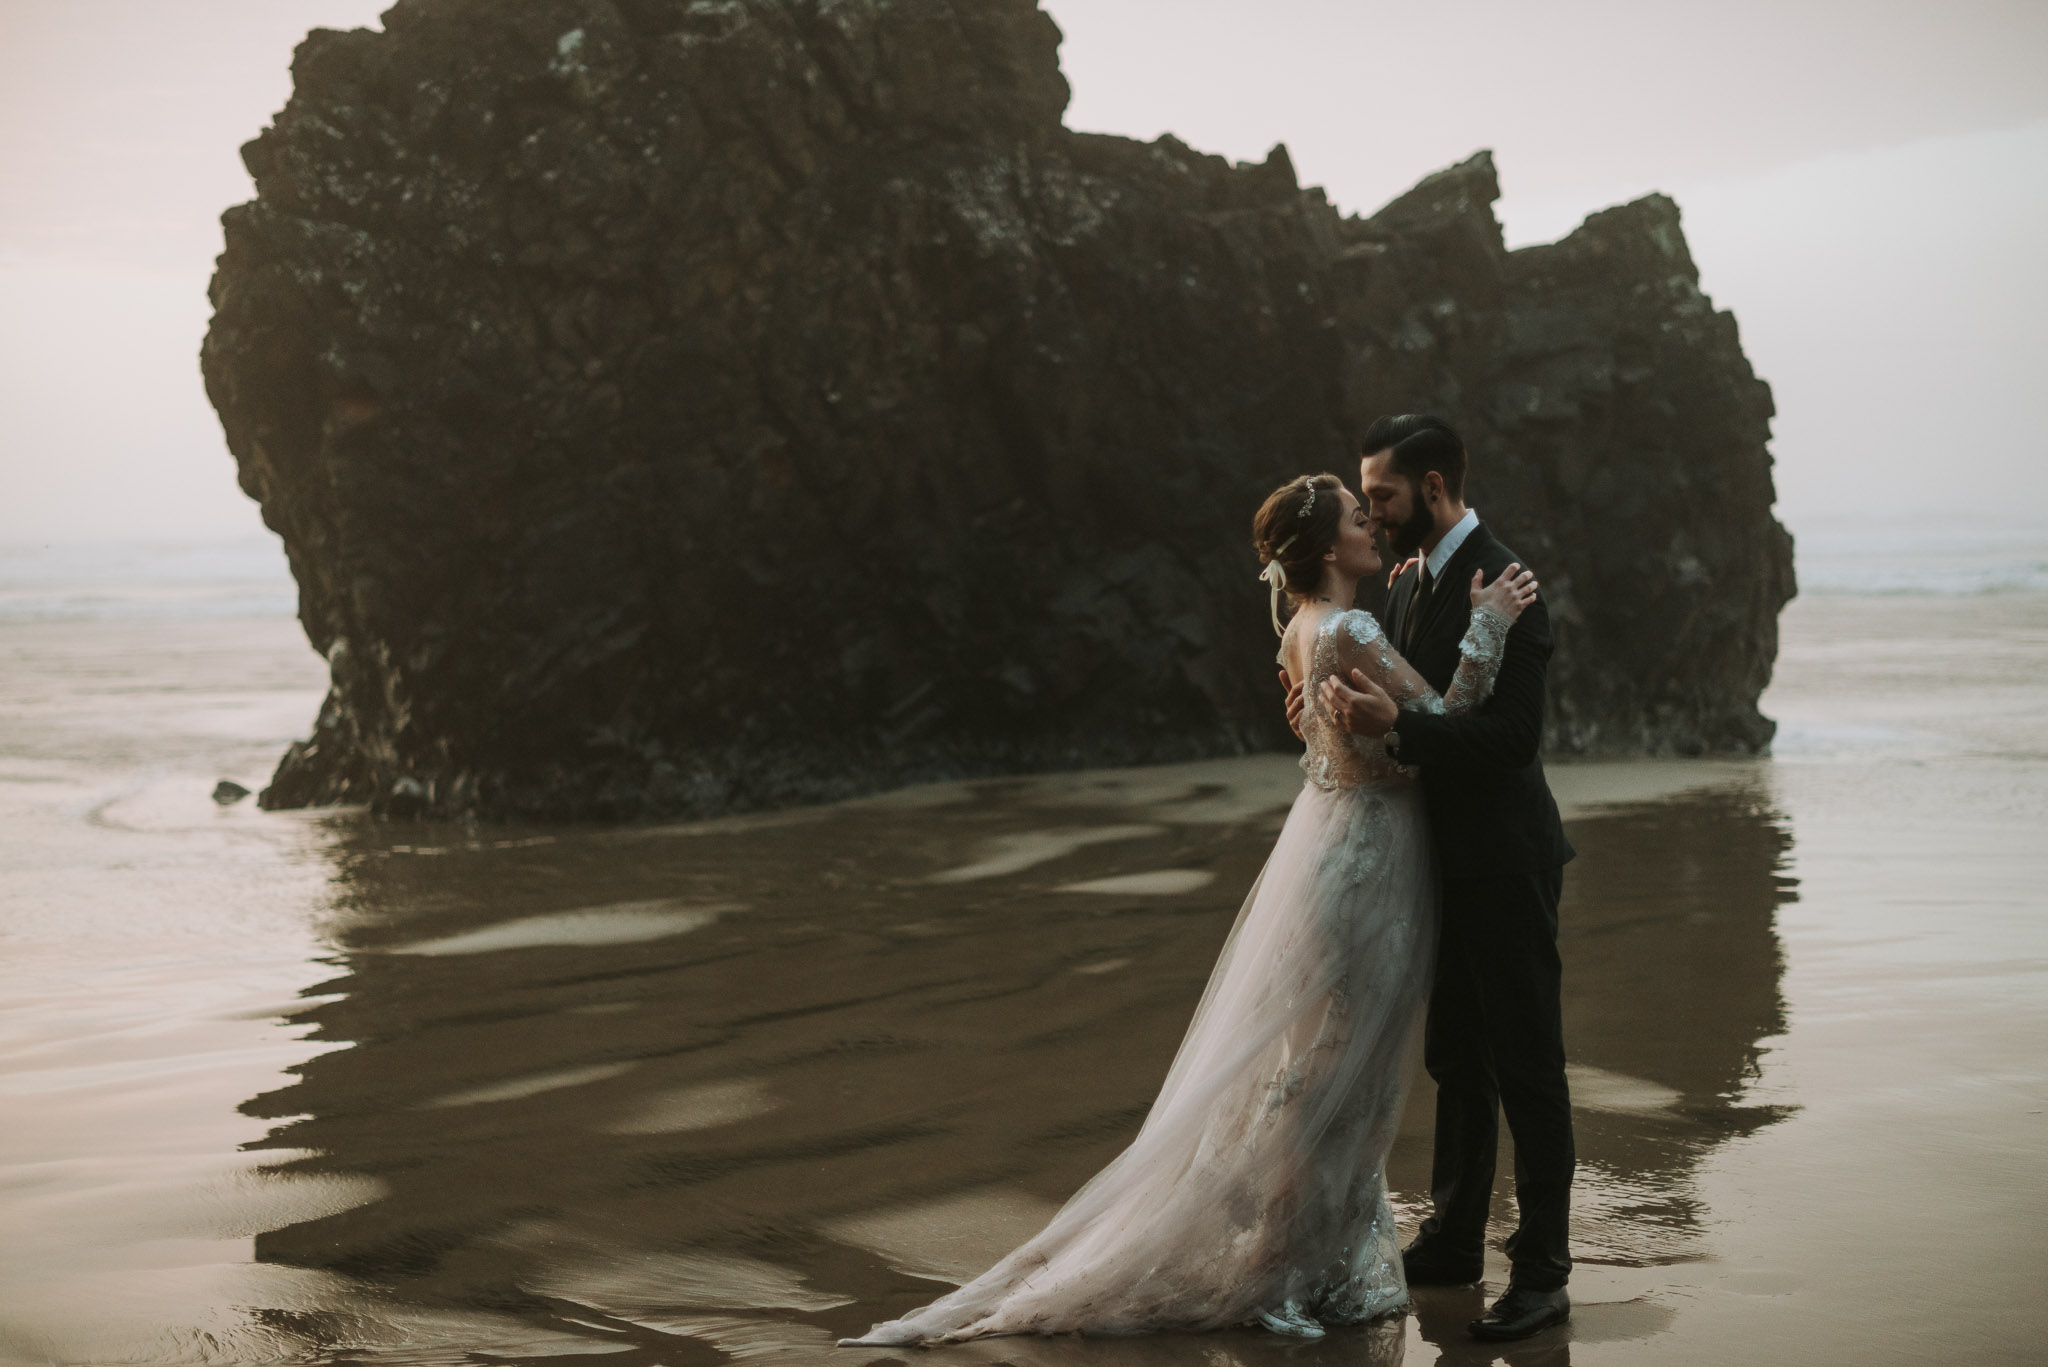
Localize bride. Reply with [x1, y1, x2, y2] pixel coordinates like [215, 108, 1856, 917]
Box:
[840, 472, 1536, 1344]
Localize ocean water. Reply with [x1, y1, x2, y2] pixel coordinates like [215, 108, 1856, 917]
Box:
[1788, 521, 2048, 598]
[1, 529, 2044, 1367]
[0, 538, 299, 624]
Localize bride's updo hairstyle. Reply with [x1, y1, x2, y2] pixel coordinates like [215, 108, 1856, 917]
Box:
[1251, 473, 1345, 635]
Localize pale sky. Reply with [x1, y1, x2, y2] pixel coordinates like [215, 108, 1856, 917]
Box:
[2, 0, 2044, 545]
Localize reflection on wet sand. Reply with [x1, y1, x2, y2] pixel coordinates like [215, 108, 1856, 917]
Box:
[12, 589, 2044, 1365]
[229, 760, 1793, 1365]
[1388, 783, 1793, 1367]
[1543, 787, 1796, 1267]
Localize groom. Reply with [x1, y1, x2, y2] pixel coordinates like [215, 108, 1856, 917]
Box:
[1284, 414, 1577, 1341]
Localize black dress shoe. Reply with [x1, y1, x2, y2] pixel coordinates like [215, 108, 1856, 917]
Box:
[1467, 1284, 1570, 1341]
[1400, 1240, 1483, 1286]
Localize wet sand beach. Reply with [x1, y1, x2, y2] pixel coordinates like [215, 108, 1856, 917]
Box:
[2, 573, 2045, 1366]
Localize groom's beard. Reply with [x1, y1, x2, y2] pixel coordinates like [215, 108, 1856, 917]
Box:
[1386, 498, 1436, 560]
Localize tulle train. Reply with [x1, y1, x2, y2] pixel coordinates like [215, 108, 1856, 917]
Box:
[841, 778, 1437, 1344]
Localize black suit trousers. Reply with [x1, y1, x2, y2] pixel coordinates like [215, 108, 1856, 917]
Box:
[1416, 865, 1575, 1291]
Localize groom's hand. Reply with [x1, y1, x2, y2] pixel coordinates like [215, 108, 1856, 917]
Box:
[1280, 669, 1307, 741]
[1320, 669, 1398, 738]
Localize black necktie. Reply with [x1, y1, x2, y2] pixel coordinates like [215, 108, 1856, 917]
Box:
[1405, 565, 1431, 652]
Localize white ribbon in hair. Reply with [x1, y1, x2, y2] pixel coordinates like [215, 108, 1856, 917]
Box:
[1258, 532, 1298, 637]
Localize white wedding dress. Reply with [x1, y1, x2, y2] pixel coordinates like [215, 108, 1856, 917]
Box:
[841, 604, 1514, 1345]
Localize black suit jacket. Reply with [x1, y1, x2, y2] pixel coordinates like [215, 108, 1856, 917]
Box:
[1384, 521, 1575, 879]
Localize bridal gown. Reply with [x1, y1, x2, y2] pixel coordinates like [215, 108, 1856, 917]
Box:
[841, 603, 1514, 1345]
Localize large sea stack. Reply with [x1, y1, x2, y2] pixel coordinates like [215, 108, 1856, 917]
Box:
[204, 0, 1796, 821]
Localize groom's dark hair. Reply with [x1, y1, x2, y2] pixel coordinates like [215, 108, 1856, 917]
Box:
[1361, 414, 1468, 501]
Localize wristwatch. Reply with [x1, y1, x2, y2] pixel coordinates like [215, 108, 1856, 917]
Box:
[1383, 729, 1404, 762]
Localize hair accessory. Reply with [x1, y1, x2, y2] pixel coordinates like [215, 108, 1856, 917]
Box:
[1258, 478, 1326, 637]
[1258, 523, 1303, 637]
[1258, 479, 1331, 636]
[1258, 557, 1290, 636]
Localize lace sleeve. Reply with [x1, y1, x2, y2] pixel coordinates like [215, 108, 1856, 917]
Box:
[1326, 607, 1511, 717]
[1428, 605, 1515, 716]
[1328, 610, 1433, 708]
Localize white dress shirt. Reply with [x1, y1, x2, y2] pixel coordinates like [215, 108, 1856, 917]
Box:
[1422, 508, 1480, 583]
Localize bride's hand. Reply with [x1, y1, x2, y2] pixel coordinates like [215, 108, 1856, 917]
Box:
[1470, 563, 1537, 620]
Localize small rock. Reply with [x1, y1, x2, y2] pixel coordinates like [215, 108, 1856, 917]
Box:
[212, 780, 252, 806]
[384, 775, 430, 818]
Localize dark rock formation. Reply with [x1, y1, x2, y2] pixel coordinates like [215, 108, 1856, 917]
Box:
[203, 0, 1795, 822]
